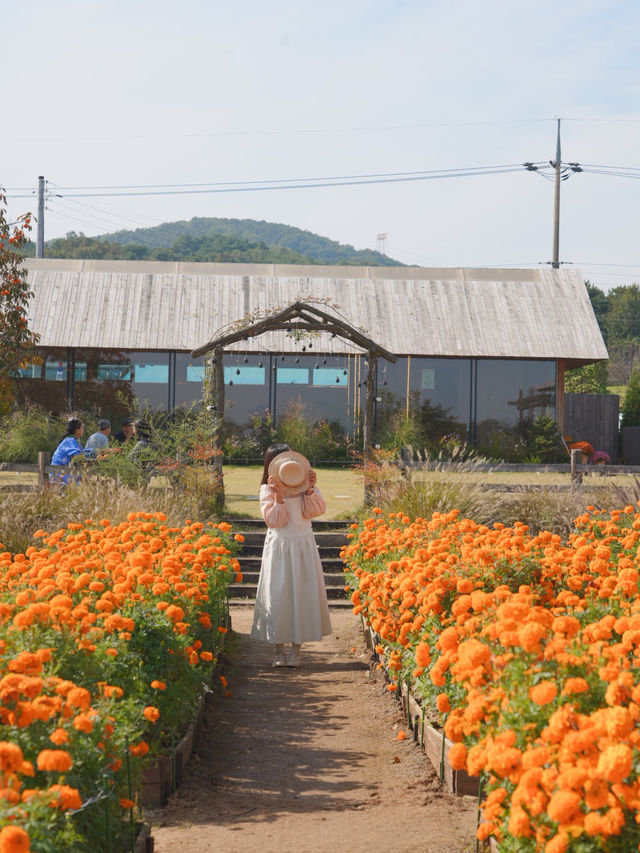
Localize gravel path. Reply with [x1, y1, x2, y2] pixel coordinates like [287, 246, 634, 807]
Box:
[151, 607, 477, 853]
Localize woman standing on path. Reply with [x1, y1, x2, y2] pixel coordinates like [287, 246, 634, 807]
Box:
[251, 443, 332, 667]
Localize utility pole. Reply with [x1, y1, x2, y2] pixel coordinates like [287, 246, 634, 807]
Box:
[36, 176, 45, 258]
[551, 120, 561, 269]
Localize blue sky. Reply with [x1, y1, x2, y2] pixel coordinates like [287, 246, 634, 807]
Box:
[4, 0, 640, 288]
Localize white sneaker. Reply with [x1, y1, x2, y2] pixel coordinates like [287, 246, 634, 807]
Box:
[286, 650, 300, 667]
[272, 652, 287, 667]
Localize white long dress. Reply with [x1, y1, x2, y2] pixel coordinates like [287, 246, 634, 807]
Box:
[251, 484, 333, 644]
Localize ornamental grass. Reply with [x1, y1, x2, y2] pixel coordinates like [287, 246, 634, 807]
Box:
[344, 504, 640, 852]
[0, 512, 239, 851]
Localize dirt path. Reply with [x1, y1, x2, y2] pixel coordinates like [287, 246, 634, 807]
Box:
[151, 607, 477, 853]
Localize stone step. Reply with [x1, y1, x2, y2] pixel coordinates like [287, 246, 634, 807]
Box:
[237, 530, 349, 549]
[236, 570, 346, 586]
[228, 597, 353, 609]
[238, 542, 345, 559]
[237, 555, 345, 572]
[224, 517, 352, 532]
[229, 582, 349, 601]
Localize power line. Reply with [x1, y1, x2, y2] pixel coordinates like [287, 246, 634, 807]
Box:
[6, 163, 529, 199]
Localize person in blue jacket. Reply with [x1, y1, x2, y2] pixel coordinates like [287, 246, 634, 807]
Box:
[51, 418, 91, 484]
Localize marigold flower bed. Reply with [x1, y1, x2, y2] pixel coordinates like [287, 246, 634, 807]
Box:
[0, 512, 240, 852]
[343, 505, 640, 853]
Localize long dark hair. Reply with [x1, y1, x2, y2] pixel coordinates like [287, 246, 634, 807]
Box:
[63, 418, 83, 439]
[261, 443, 290, 485]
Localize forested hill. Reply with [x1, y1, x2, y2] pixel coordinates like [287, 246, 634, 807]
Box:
[101, 217, 403, 266]
[24, 232, 320, 265]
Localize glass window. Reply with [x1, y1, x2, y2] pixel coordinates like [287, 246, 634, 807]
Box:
[312, 368, 348, 387]
[97, 363, 131, 381]
[277, 368, 309, 384]
[224, 366, 265, 385]
[475, 359, 556, 451]
[45, 361, 67, 382]
[410, 358, 471, 445]
[17, 363, 41, 379]
[186, 365, 205, 382]
[134, 363, 169, 383]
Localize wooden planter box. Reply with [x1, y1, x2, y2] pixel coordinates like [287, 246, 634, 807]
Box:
[140, 716, 199, 807]
[362, 620, 479, 798]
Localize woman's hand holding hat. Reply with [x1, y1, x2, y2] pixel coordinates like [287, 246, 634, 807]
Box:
[268, 451, 312, 498]
[267, 475, 285, 504]
[305, 470, 317, 495]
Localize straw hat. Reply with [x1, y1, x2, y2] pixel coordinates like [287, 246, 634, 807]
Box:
[268, 451, 311, 497]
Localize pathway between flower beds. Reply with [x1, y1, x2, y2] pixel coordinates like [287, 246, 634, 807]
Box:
[151, 607, 477, 853]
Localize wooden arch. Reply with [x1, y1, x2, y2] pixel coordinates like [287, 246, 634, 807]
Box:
[192, 300, 397, 510]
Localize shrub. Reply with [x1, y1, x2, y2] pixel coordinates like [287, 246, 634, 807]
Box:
[0, 408, 71, 463]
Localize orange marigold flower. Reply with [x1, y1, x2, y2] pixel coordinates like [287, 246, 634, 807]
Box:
[72, 714, 93, 734]
[436, 693, 451, 714]
[544, 834, 569, 853]
[529, 681, 558, 706]
[150, 680, 167, 690]
[415, 643, 431, 668]
[36, 749, 73, 772]
[49, 729, 69, 746]
[48, 784, 82, 810]
[597, 744, 633, 784]
[448, 743, 467, 770]
[0, 825, 30, 853]
[562, 678, 589, 696]
[0, 742, 24, 773]
[397, 730, 407, 741]
[143, 706, 160, 723]
[119, 798, 135, 809]
[66, 687, 91, 710]
[546, 790, 582, 824]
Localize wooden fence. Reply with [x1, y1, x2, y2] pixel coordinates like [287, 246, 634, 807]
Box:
[565, 393, 620, 462]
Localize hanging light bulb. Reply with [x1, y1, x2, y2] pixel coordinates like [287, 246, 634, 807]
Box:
[229, 380, 234, 386]
[295, 356, 300, 363]
[335, 376, 340, 384]
[322, 358, 327, 365]
[280, 355, 285, 362]
[314, 362, 319, 369]
[258, 361, 263, 368]
[243, 356, 248, 363]
[236, 368, 240, 375]
[342, 369, 347, 376]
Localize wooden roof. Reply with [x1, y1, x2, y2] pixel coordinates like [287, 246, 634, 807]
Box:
[23, 260, 608, 366]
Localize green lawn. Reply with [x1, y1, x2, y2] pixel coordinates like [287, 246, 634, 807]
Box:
[223, 466, 365, 520]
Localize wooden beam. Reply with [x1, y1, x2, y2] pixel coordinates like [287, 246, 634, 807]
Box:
[192, 300, 397, 362]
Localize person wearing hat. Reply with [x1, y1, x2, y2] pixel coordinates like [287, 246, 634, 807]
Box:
[113, 417, 136, 444]
[251, 443, 332, 667]
[85, 419, 111, 456]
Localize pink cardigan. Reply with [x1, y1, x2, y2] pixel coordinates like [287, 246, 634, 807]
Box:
[260, 484, 326, 528]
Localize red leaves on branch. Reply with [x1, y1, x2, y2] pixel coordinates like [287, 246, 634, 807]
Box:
[0, 187, 39, 378]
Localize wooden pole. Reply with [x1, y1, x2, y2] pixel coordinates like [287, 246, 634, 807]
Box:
[208, 348, 225, 513]
[38, 451, 50, 488]
[363, 351, 377, 504]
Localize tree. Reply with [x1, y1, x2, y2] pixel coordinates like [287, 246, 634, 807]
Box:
[621, 368, 640, 428]
[564, 361, 608, 394]
[585, 281, 609, 343]
[0, 189, 39, 378]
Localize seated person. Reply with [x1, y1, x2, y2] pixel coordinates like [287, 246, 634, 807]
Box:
[85, 419, 111, 456]
[51, 418, 91, 484]
[113, 417, 136, 444]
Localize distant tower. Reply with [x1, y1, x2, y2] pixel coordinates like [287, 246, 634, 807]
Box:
[376, 232, 387, 255]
